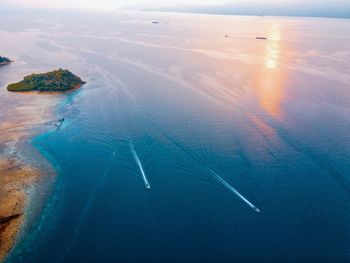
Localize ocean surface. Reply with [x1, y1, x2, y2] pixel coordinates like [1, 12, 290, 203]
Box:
[1, 10, 350, 262]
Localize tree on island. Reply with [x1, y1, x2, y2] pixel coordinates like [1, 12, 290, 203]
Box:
[7, 69, 86, 92]
[0, 56, 11, 65]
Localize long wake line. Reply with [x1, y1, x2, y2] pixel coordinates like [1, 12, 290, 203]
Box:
[129, 143, 151, 189]
[208, 169, 261, 213]
[57, 152, 115, 263]
[159, 131, 260, 213]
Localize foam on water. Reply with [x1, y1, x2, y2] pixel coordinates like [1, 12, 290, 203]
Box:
[129, 142, 151, 189]
[208, 169, 261, 213]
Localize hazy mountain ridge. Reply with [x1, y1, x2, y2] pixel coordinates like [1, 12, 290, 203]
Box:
[125, 1, 350, 18]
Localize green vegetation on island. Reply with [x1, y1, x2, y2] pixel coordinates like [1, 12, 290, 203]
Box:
[7, 69, 86, 92]
[0, 56, 11, 66]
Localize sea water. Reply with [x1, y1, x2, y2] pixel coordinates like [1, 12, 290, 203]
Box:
[1, 10, 350, 262]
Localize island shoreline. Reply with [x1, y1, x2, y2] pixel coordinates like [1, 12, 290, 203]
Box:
[0, 103, 58, 262]
[7, 83, 84, 95]
[0, 79, 84, 261]
[0, 62, 12, 67]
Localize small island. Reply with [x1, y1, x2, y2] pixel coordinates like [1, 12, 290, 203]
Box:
[0, 56, 12, 66]
[7, 69, 86, 92]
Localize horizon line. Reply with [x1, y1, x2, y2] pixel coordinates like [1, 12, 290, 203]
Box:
[1, 6, 349, 20]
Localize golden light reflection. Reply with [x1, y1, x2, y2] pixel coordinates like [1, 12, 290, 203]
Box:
[265, 24, 281, 69]
[254, 23, 286, 119]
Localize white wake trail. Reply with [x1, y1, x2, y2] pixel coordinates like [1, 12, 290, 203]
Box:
[57, 152, 115, 262]
[130, 143, 151, 189]
[208, 169, 261, 213]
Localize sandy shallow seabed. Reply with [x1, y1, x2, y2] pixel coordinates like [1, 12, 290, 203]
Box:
[0, 91, 60, 261]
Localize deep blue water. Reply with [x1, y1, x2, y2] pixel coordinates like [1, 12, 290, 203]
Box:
[1, 10, 350, 262]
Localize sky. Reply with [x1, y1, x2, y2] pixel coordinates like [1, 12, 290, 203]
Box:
[1, 0, 223, 9]
[1, 0, 349, 18]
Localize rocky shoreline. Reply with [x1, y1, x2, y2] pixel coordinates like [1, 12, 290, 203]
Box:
[0, 139, 46, 261]
[0, 159, 40, 261]
[0, 57, 12, 67]
[0, 64, 85, 261]
[0, 91, 62, 262]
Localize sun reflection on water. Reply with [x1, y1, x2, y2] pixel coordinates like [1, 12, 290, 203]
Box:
[255, 23, 286, 119]
[265, 24, 281, 70]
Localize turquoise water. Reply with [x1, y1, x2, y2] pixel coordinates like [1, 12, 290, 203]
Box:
[1, 10, 350, 262]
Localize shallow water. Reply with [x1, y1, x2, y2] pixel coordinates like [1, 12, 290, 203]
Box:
[1, 10, 350, 262]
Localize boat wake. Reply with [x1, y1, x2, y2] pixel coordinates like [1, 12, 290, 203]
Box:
[208, 169, 261, 213]
[158, 131, 260, 213]
[129, 143, 151, 189]
[57, 151, 115, 262]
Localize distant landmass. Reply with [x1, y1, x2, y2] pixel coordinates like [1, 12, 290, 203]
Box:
[7, 69, 85, 92]
[0, 56, 11, 66]
[124, 1, 350, 19]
